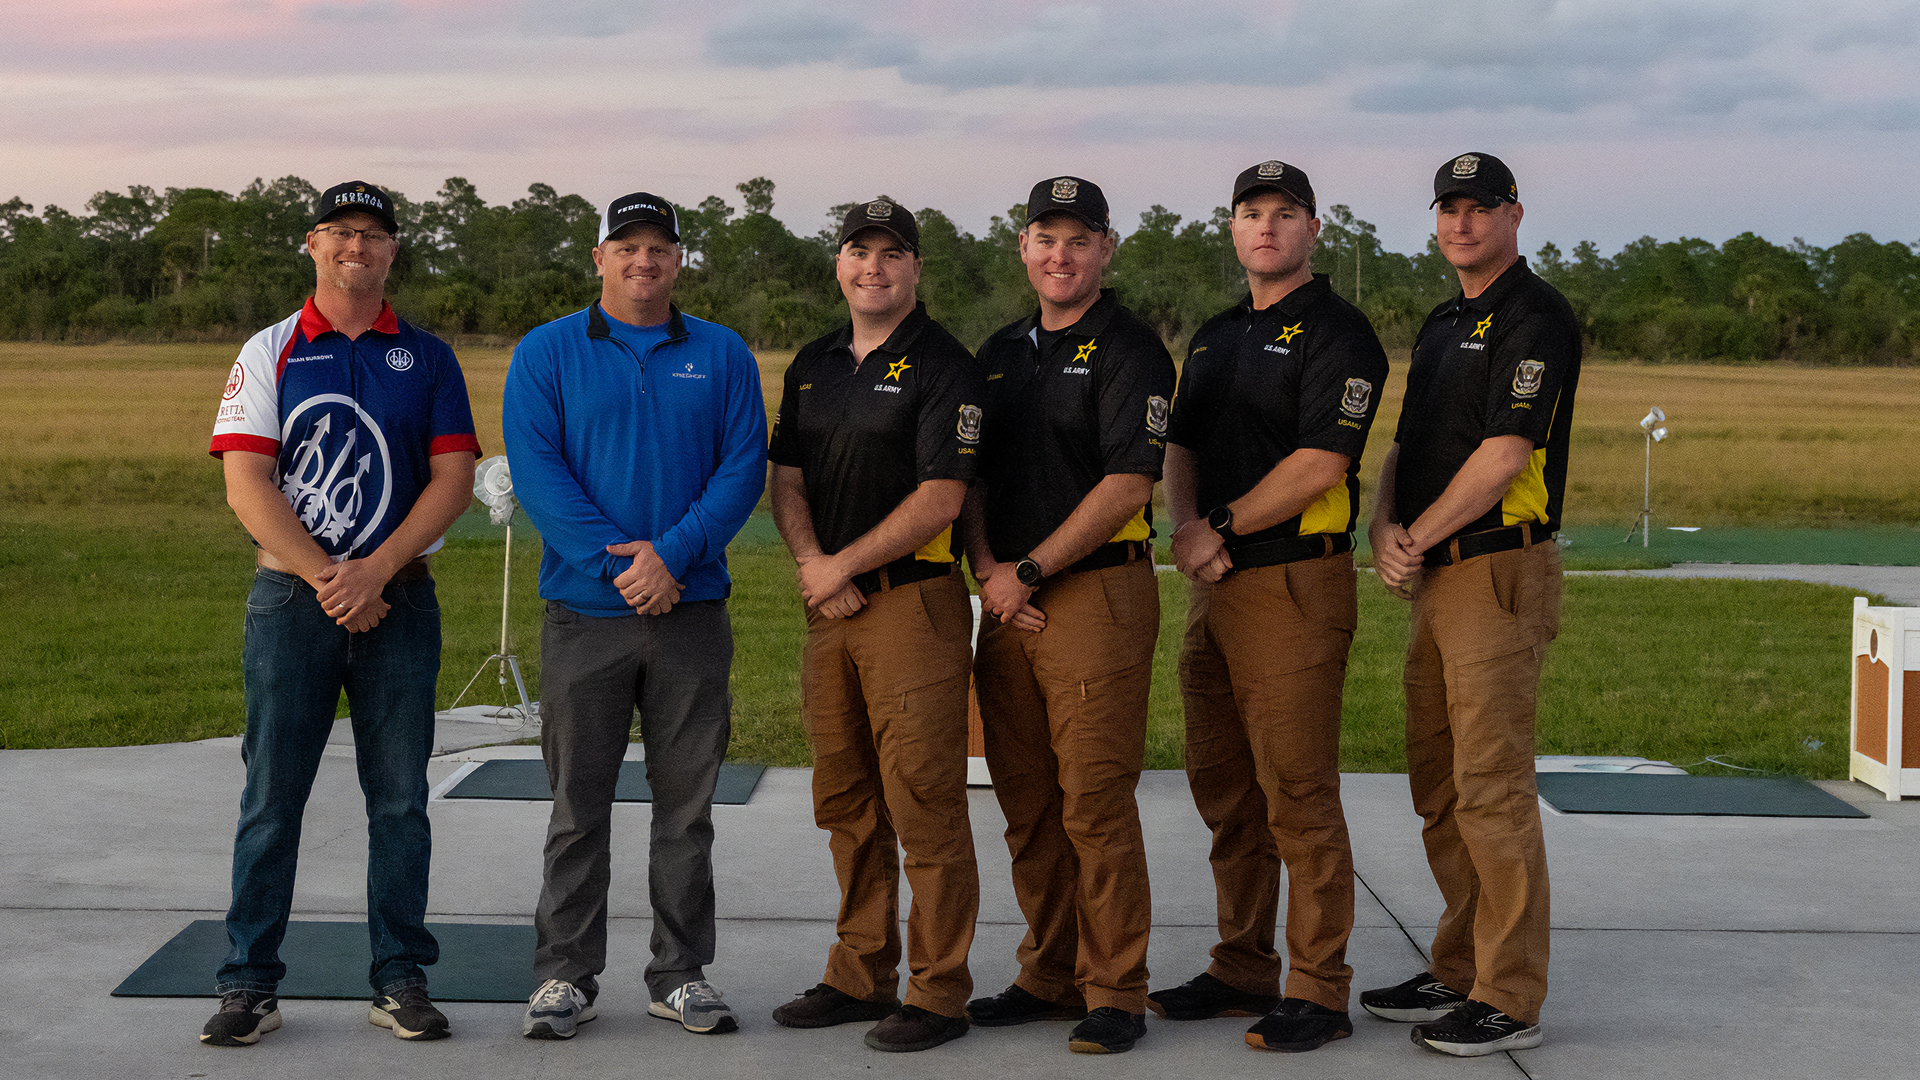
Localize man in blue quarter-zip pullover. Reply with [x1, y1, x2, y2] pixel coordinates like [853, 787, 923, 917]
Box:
[503, 191, 767, 1042]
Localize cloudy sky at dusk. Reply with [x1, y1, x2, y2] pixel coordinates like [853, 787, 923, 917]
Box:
[7, 0, 1919, 256]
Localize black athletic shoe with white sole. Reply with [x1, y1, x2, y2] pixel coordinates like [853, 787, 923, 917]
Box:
[369, 986, 450, 1040]
[1411, 1000, 1543, 1056]
[1359, 971, 1468, 1022]
[201, 990, 281, 1047]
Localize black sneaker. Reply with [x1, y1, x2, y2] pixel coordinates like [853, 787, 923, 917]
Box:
[864, 1004, 969, 1052]
[200, 990, 281, 1047]
[1146, 972, 1280, 1021]
[1411, 1000, 1543, 1056]
[369, 985, 450, 1041]
[1244, 997, 1353, 1053]
[1360, 971, 1468, 1022]
[771, 983, 898, 1029]
[1067, 1007, 1147, 1054]
[964, 984, 1087, 1027]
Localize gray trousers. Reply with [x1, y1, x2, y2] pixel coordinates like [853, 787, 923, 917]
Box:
[534, 599, 733, 1002]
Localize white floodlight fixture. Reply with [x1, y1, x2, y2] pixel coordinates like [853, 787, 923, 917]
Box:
[1623, 407, 1671, 548]
[447, 455, 535, 724]
[474, 455, 515, 524]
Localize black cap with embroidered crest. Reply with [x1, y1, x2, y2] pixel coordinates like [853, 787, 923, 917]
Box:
[1232, 160, 1316, 218]
[1431, 152, 1518, 208]
[837, 197, 920, 253]
[1025, 176, 1109, 233]
[600, 192, 680, 244]
[314, 181, 398, 234]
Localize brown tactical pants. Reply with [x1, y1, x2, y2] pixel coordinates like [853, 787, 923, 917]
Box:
[1180, 553, 1358, 1012]
[1404, 539, 1562, 1026]
[975, 559, 1159, 1014]
[801, 569, 979, 1017]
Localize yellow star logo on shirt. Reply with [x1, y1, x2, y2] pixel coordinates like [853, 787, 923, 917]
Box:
[1073, 341, 1099, 363]
[1471, 314, 1494, 339]
[885, 357, 912, 382]
[1275, 322, 1304, 344]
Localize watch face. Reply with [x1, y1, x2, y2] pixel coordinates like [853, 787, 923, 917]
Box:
[1016, 559, 1042, 586]
[1209, 506, 1233, 532]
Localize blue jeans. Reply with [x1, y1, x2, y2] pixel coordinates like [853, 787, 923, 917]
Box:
[217, 566, 442, 996]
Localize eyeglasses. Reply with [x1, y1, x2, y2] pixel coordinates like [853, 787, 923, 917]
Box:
[313, 224, 397, 244]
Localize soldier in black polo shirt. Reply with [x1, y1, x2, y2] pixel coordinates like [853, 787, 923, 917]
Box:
[961, 177, 1175, 1056]
[1148, 160, 1387, 1054]
[766, 199, 984, 1054]
[1362, 152, 1580, 1058]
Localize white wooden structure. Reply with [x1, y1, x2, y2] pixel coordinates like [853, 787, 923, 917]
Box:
[1851, 598, 1920, 800]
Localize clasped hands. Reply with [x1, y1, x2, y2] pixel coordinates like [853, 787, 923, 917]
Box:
[795, 552, 866, 620]
[1368, 520, 1424, 598]
[313, 559, 392, 632]
[1169, 519, 1233, 583]
[975, 559, 1045, 633]
[609, 540, 684, 615]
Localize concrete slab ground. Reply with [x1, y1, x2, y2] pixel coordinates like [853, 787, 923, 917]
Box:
[2, 741, 1915, 1080]
[1568, 564, 1920, 606]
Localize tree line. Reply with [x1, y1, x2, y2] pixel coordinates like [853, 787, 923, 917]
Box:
[2, 175, 1916, 363]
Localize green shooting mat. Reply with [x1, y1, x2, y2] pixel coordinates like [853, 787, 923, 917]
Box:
[442, 759, 766, 804]
[112, 920, 537, 1001]
[1536, 772, 1868, 818]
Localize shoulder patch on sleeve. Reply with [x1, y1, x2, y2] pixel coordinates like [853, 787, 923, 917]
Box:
[1512, 360, 1544, 398]
[1340, 378, 1374, 417]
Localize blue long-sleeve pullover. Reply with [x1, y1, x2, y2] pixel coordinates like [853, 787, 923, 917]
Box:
[502, 303, 767, 616]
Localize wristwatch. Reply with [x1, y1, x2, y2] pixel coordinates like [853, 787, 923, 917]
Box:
[1207, 505, 1238, 540]
[1014, 558, 1044, 587]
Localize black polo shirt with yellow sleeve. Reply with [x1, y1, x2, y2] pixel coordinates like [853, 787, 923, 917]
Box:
[974, 289, 1176, 563]
[768, 302, 983, 563]
[1393, 257, 1581, 542]
[1167, 274, 1388, 547]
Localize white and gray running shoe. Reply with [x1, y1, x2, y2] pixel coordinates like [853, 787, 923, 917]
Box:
[524, 978, 595, 1040]
[649, 979, 739, 1034]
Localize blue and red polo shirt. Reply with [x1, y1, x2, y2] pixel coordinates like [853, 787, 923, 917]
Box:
[209, 298, 481, 561]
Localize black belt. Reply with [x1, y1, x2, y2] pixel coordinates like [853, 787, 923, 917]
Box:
[1425, 522, 1553, 567]
[852, 556, 954, 595]
[390, 556, 433, 583]
[1065, 540, 1150, 576]
[1229, 532, 1353, 570]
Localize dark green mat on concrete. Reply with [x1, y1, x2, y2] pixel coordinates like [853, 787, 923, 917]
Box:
[1536, 773, 1868, 818]
[112, 920, 536, 1001]
[444, 759, 766, 803]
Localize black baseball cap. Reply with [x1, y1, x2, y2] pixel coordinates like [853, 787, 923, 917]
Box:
[314, 181, 398, 233]
[1431, 152, 1518, 208]
[600, 192, 680, 244]
[1232, 160, 1316, 217]
[1025, 176, 1109, 233]
[837, 197, 920, 253]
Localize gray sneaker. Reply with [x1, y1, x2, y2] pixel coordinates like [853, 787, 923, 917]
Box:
[649, 979, 739, 1034]
[524, 978, 595, 1040]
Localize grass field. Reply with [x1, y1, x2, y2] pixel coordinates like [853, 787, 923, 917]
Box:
[0, 342, 1901, 777]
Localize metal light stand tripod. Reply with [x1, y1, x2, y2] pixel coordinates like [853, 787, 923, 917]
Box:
[1621, 407, 1667, 548]
[447, 478, 537, 722]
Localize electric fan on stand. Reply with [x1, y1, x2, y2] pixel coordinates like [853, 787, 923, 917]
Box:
[446, 455, 537, 726]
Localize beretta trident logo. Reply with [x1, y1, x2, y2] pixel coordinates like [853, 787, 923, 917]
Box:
[278, 395, 393, 552]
